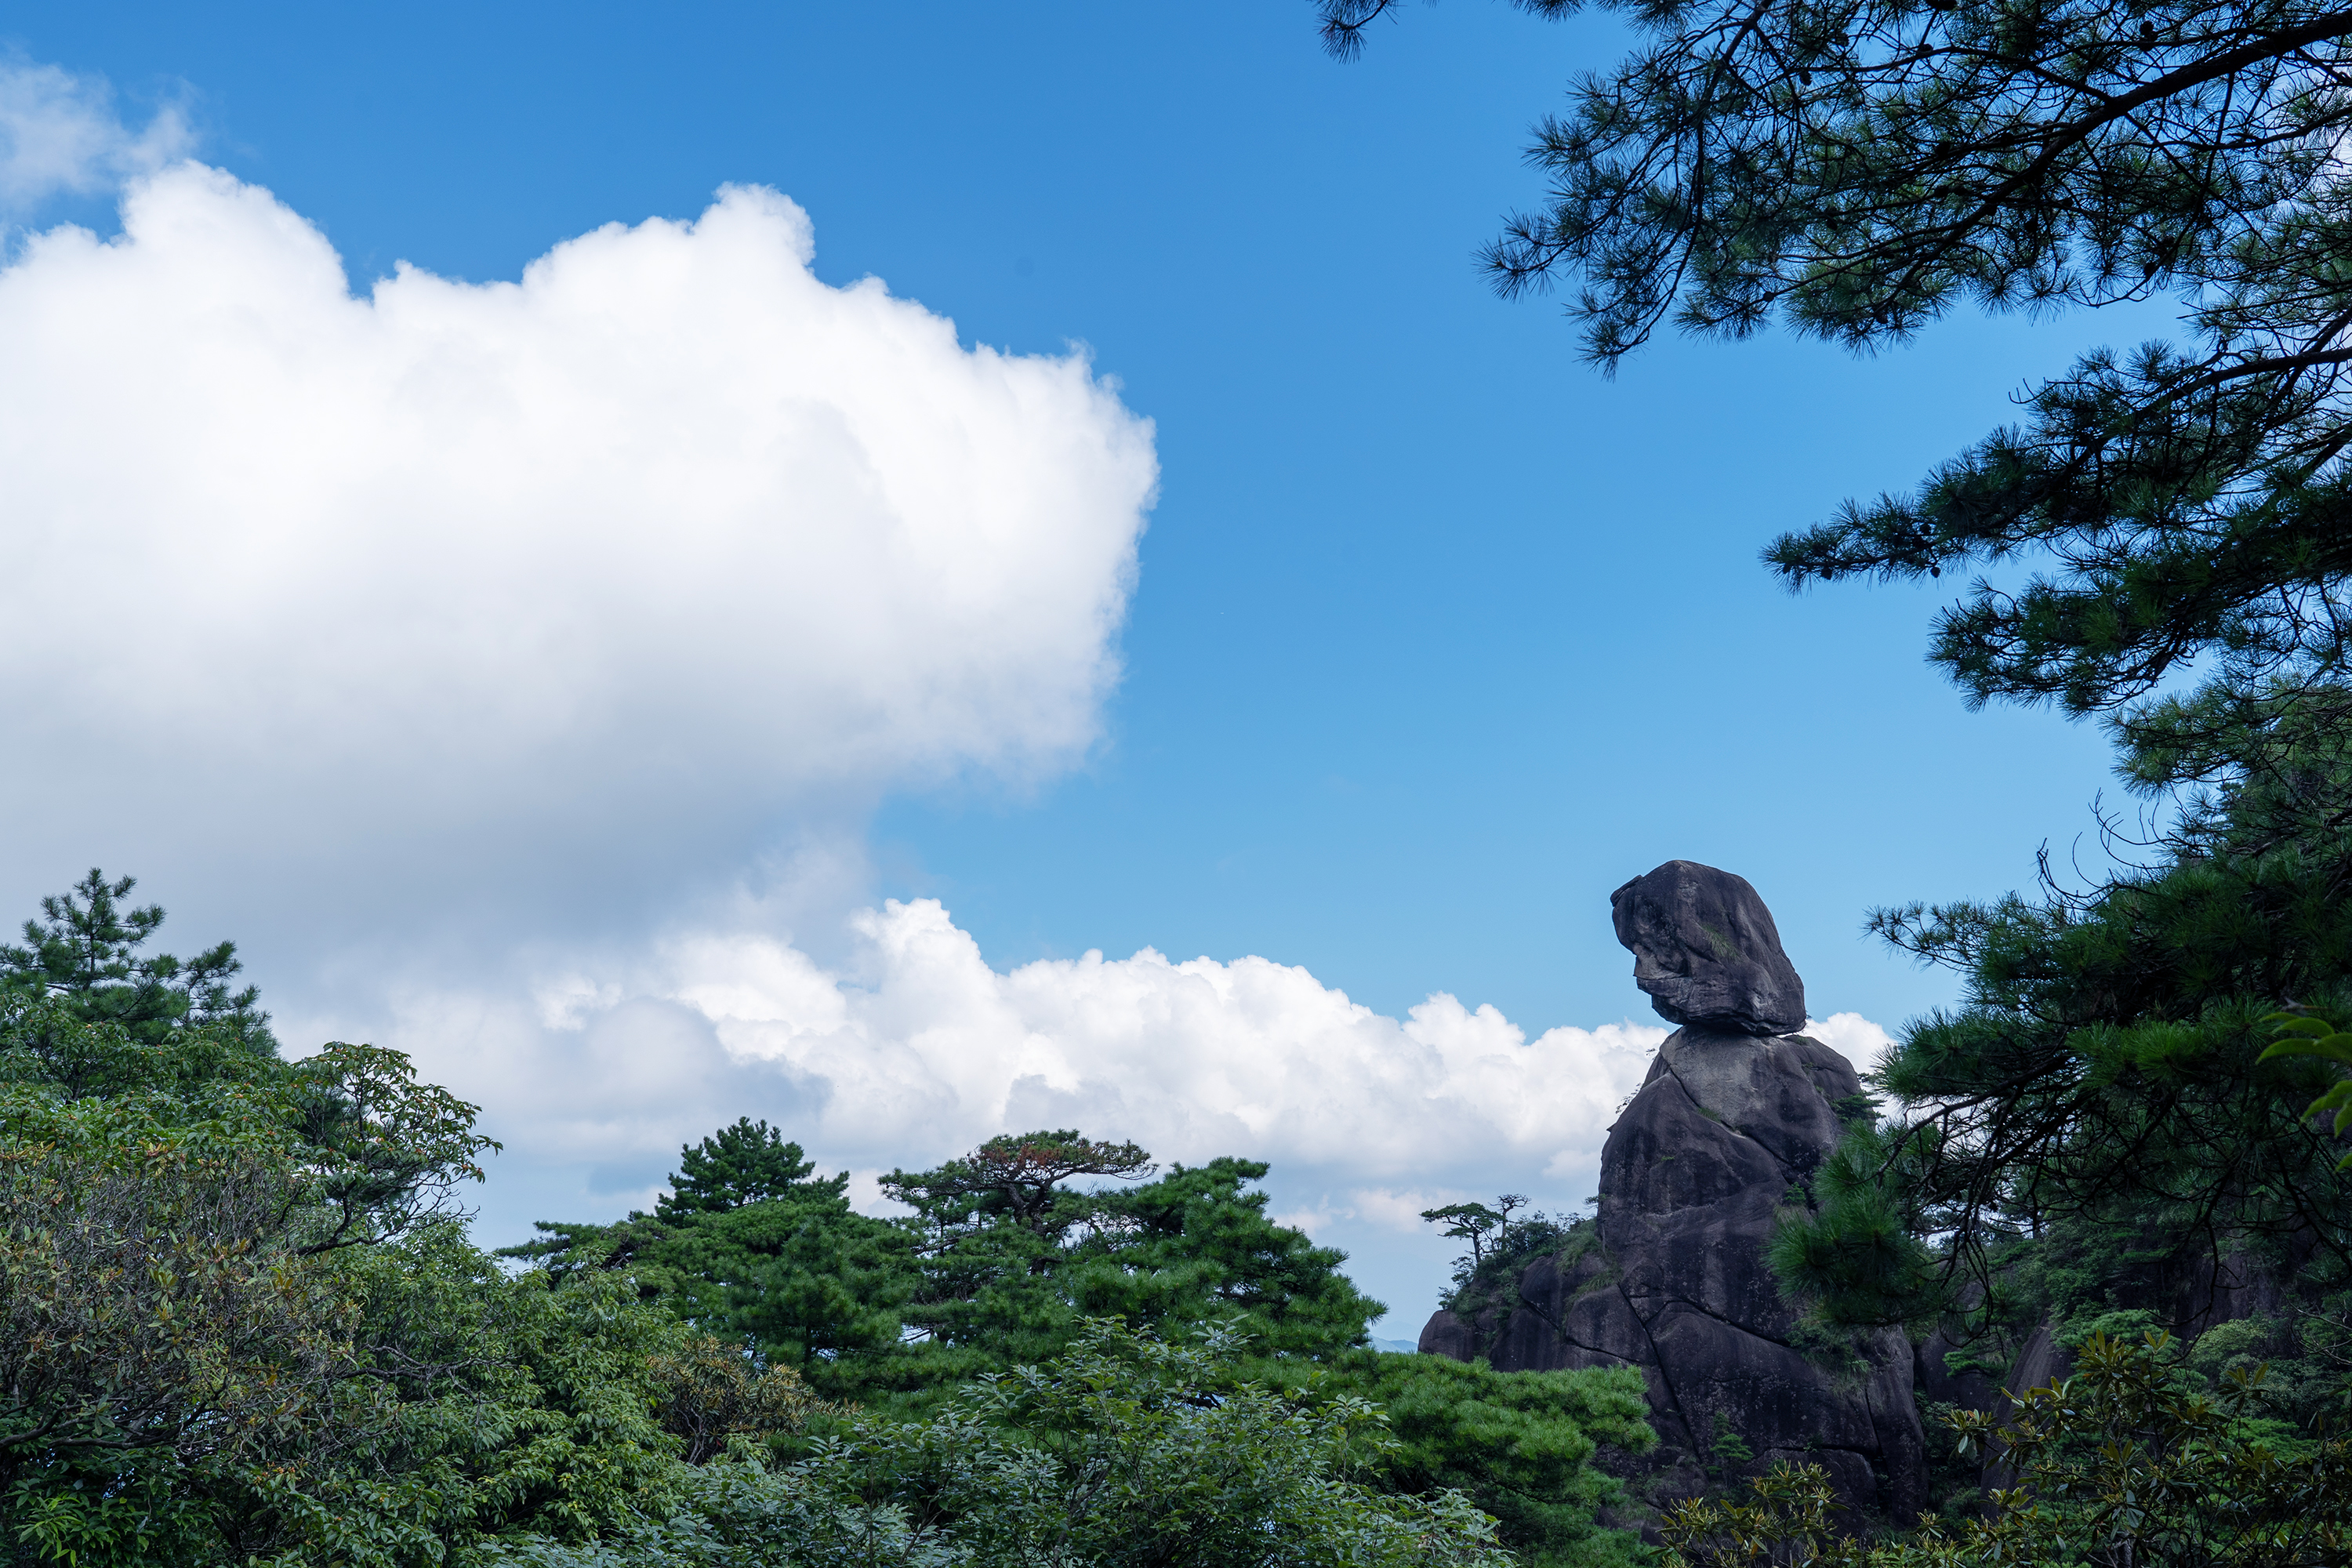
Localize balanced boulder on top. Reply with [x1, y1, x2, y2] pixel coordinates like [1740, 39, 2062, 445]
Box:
[1610, 859, 1806, 1036]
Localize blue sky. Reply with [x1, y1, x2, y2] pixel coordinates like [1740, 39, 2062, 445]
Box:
[0, 1, 2167, 1329]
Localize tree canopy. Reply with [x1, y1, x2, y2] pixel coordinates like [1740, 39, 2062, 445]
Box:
[511, 1121, 1654, 1565]
[1318, 0, 2352, 770]
[656, 1119, 840, 1220]
[513, 1127, 1386, 1408]
[1, 868, 274, 1051]
[7, 873, 1645, 1567]
[0, 986, 768, 1565]
[475, 1322, 1524, 1568]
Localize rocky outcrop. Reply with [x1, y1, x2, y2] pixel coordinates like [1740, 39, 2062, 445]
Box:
[1912, 1323, 2006, 1420]
[1421, 861, 1926, 1523]
[1610, 860, 1806, 1036]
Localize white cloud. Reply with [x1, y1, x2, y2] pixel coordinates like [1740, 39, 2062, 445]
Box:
[0, 164, 1154, 949]
[673, 898, 1669, 1178]
[382, 908, 1900, 1256]
[380, 897, 1670, 1232]
[1266, 1189, 1464, 1240]
[0, 57, 191, 212]
[1342, 1188, 1468, 1234]
[1805, 1010, 1899, 1073]
[1345, 1189, 1441, 1231]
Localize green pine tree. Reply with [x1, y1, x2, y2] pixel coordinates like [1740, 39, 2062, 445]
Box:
[656, 1116, 836, 1218]
[521, 1127, 1387, 1413]
[503, 1121, 915, 1372]
[0, 868, 274, 1051]
[1317, 0, 2352, 773]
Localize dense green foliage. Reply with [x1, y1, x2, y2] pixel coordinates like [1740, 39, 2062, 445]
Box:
[508, 1120, 916, 1377]
[1661, 1331, 2352, 1567]
[474, 1322, 1523, 1568]
[1, 877, 1653, 1566]
[514, 1128, 1655, 1566]
[0, 987, 778, 1565]
[1266, 1352, 1655, 1568]
[1759, 695, 2352, 1339]
[514, 1126, 1388, 1412]
[2262, 1008, 2352, 1167]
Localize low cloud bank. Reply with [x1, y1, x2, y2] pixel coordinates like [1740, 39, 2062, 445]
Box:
[362, 898, 1893, 1255]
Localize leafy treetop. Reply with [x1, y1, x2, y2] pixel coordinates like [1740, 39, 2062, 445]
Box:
[517, 1127, 1383, 1411]
[656, 1117, 844, 1220]
[880, 1128, 1156, 1237]
[0, 867, 274, 1051]
[1420, 1196, 1526, 1268]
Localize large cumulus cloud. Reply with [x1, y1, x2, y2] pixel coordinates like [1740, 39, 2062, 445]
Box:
[0, 163, 1156, 943]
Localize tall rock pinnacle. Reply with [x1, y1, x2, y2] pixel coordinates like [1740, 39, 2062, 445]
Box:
[1610, 860, 1806, 1035]
[1419, 862, 1924, 1528]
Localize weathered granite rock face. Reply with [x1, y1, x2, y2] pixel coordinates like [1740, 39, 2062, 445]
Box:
[1422, 862, 1926, 1522]
[1611, 860, 1806, 1036]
